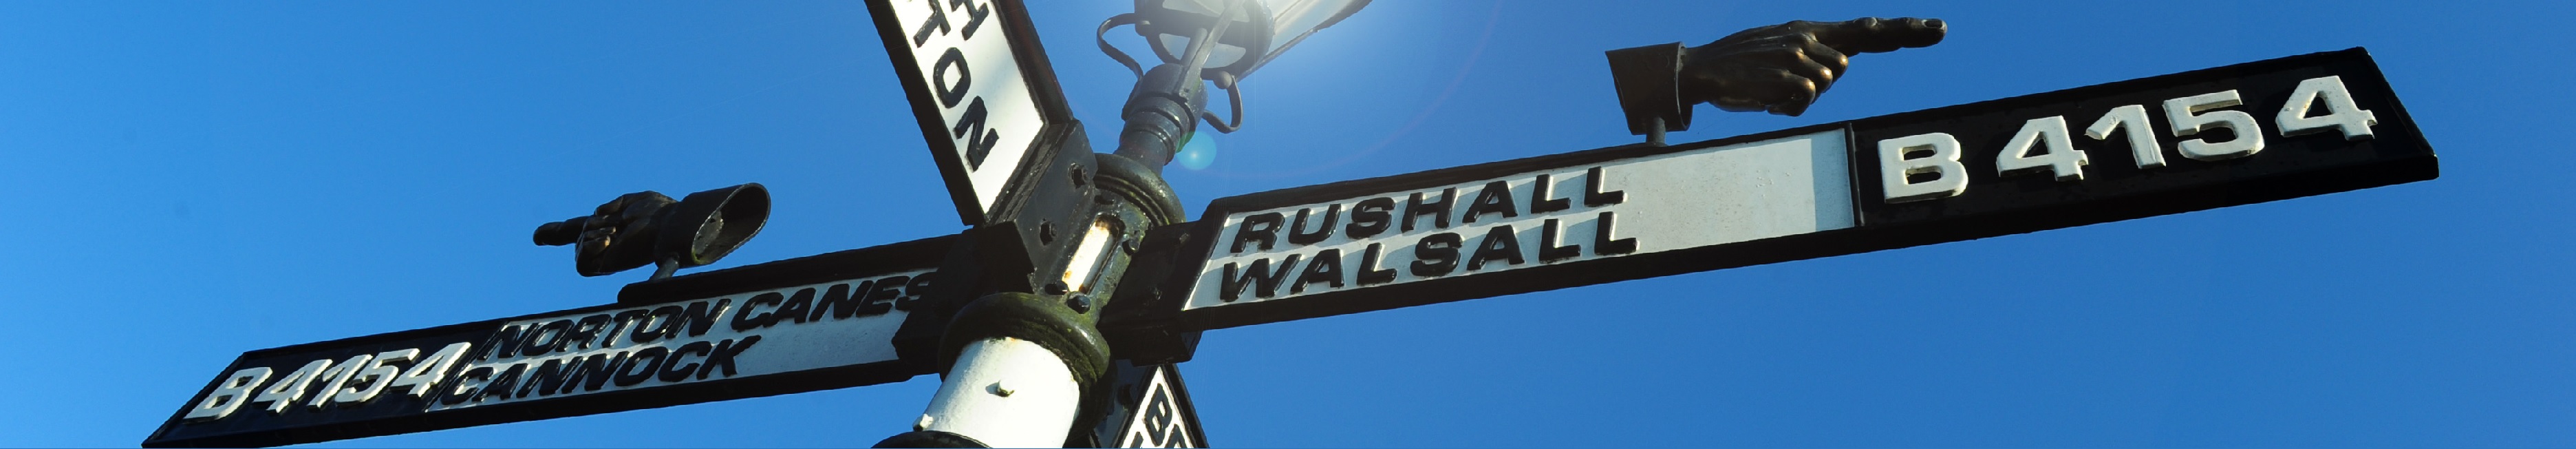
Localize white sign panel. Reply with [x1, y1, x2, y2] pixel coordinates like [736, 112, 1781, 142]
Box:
[877, 0, 1053, 224]
[427, 270, 927, 410]
[1183, 131, 1855, 312]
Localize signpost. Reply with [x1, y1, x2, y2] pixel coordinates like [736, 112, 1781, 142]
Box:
[1157, 48, 2432, 330]
[142, 237, 951, 448]
[142, 2, 2436, 446]
[866, 0, 1081, 226]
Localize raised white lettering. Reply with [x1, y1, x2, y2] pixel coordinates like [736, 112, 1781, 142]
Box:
[2165, 90, 2265, 161]
[1878, 132, 1968, 202]
[2276, 76, 2377, 140]
[181, 367, 270, 421]
[2086, 104, 2165, 168]
[387, 342, 471, 400]
[1995, 116, 2088, 181]
[304, 354, 374, 410]
[250, 358, 332, 415]
[328, 348, 417, 406]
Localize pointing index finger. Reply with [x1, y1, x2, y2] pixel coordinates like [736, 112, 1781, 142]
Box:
[1809, 17, 1946, 54]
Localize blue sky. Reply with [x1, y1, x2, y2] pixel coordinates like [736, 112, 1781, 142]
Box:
[4, 1, 2571, 447]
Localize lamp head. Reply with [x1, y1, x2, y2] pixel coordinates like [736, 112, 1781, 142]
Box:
[1102, 0, 1372, 169]
[1126, 0, 1371, 81]
[1132, 0, 1276, 82]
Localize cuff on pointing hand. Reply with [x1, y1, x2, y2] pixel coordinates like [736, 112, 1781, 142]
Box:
[1605, 42, 1690, 136]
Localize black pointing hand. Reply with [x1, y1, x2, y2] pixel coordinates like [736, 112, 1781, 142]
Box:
[1679, 17, 1945, 116]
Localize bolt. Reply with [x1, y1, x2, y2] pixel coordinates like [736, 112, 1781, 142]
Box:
[1043, 281, 1071, 296]
[1066, 293, 1093, 313]
[1038, 221, 1058, 244]
[1069, 164, 1088, 187]
[1121, 238, 1139, 255]
[989, 381, 1014, 397]
[914, 415, 936, 431]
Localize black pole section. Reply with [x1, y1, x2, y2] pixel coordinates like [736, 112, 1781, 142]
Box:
[1110, 0, 1241, 172]
[1110, 63, 1208, 171]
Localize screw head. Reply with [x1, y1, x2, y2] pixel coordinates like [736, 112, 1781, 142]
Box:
[1066, 293, 1093, 313]
[1043, 281, 1071, 295]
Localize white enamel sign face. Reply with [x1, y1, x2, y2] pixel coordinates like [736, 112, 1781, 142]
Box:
[881, 0, 1050, 224]
[425, 270, 926, 410]
[1183, 131, 1856, 312]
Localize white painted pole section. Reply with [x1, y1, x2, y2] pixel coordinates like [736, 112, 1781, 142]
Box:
[917, 337, 1082, 448]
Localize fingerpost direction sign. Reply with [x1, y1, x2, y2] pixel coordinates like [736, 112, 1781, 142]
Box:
[866, 0, 1080, 226]
[145, 39, 2435, 448]
[144, 237, 952, 448]
[1163, 48, 2435, 330]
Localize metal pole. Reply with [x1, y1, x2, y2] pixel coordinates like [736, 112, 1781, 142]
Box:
[881, 10, 1227, 448]
[911, 337, 1087, 447]
[880, 156, 1187, 447]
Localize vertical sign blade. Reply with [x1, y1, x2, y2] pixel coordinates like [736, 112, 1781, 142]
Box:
[867, 0, 1074, 225]
[1081, 362, 1207, 448]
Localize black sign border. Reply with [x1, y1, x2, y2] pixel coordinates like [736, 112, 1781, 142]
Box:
[1163, 48, 2436, 331]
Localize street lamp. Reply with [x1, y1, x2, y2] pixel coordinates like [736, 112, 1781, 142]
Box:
[1095, 0, 1371, 170]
